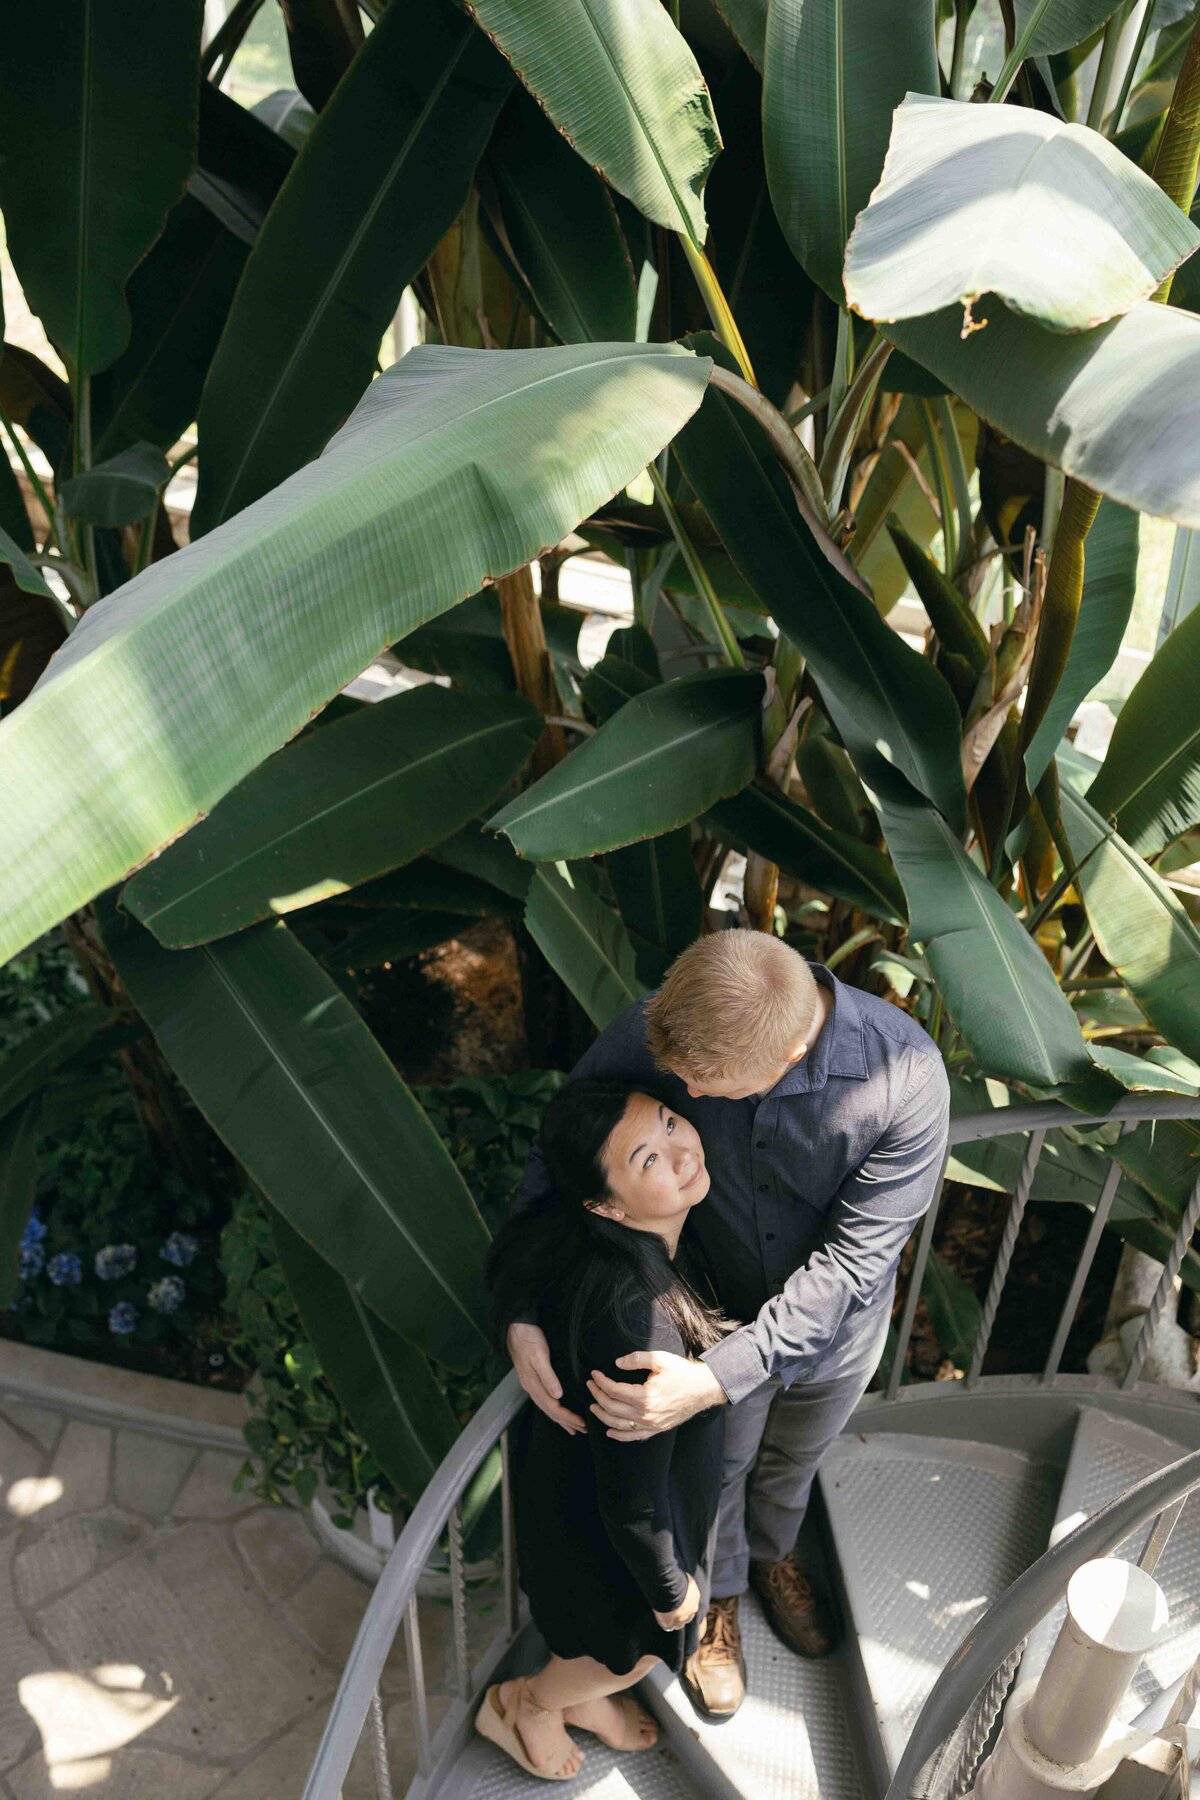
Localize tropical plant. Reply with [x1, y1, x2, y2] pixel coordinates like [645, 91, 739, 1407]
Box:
[3, 0, 1200, 1478]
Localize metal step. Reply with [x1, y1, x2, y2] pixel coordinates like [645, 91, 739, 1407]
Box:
[643, 1590, 868, 1800]
[820, 1430, 1061, 1780]
[1021, 1407, 1200, 1714]
[443, 1728, 705, 1800]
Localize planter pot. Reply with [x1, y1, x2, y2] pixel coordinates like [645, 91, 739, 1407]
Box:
[310, 1485, 499, 1594]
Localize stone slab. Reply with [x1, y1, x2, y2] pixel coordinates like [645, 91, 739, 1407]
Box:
[0, 1339, 247, 1446]
[15, 1510, 145, 1610]
[36, 1522, 332, 1761]
[38, 1421, 111, 1523]
[0, 1539, 51, 1770]
[0, 1403, 64, 1456]
[233, 1505, 319, 1603]
[0, 1418, 54, 1526]
[113, 1431, 197, 1521]
[282, 1560, 435, 1694]
[173, 1450, 250, 1521]
[8, 1742, 223, 1800]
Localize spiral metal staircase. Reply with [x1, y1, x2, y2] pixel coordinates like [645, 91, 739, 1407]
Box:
[302, 1096, 1200, 1800]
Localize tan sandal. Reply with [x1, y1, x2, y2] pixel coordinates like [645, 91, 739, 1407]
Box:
[474, 1676, 582, 1781]
[564, 1693, 658, 1752]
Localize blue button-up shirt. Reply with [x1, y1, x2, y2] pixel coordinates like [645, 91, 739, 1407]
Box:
[516, 964, 950, 1406]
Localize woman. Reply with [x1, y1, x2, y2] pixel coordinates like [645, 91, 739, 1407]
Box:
[477, 1079, 730, 1782]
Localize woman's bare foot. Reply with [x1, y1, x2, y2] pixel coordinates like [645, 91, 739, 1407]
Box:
[499, 1679, 584, 1778]
[564, 1693, 658, 1751]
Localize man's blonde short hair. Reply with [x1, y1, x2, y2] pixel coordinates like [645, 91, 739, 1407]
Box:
[645, 930, 820, 1084]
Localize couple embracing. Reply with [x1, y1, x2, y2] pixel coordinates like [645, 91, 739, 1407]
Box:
[476, 928, 950, 1781]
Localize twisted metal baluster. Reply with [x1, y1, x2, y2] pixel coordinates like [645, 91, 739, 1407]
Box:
[369, 1687, 393, 1800]
[403, 1594, 432, 1777]
[947, 1640, 1027, 1798]
[966, 1133, 1046, 1387]
[447, 1502, 471, 1700]
[1123, 1169, 1200, 1389]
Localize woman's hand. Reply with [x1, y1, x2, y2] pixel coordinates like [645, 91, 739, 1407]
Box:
[654, 1574, 701, 1633]
[507, 1321, 586, 1434]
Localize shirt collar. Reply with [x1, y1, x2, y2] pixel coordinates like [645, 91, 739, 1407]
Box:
[770, 962, 869, 1096]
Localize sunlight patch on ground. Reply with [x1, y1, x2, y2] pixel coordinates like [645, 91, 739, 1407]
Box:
[6, 1478, 64, 1519]
[19, 1666, 177, 1790]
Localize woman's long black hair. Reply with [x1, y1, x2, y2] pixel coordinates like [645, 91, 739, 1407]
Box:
[485, 1079, 730, 1382]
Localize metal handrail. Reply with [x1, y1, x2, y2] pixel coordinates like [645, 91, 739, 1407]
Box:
[301, 1369, 527, 1799]
[303, 1093, 1200, 1800]
[886, 1447, 1200, 1798]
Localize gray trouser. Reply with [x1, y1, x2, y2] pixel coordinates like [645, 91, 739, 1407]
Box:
[710, 1307, 890, 1599]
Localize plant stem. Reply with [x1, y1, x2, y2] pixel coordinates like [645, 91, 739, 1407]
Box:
[1020, 477, 1102, 759]
[681, 239, 757, 388]
[1087, 5, 1131, 131]
[787, 386, 832, 427]
[920, 398, 957, 574]
[648, 463, 744, 668]
[202, 0, 268, 82]
[1150, 16, 1200, 299]
[1111, 0, 1157, 134]
[1026, 855, 1080, 933]
[934, 397, 974, 577]
[949, 0, 972, 98]
[0, 404, 61, 552]
[826, 925, 882, 971]
[829, 307, 854, 425]
[819, 335, 892, 513]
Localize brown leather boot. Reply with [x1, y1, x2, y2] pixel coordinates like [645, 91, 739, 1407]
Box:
[749, 1556, 836, 1658]
[681, 1595, 745, 1720]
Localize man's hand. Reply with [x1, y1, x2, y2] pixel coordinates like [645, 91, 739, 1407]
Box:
[654, 1573, 701, 1633]
[587, 1351, 727, 1440]
[507, 1322, 585, 1434]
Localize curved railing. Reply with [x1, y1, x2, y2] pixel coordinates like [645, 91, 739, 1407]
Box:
[302, 1093, 1200, 1800]
[887, 1446, 1200, 1798]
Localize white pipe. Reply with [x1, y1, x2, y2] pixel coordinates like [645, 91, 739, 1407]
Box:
[1026, 1562, 1169, 1765]
[971, 1561, 1170, 1800]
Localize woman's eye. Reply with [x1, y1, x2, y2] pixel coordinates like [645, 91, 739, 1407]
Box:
[644, 1153, 657, 1170]
[666, 1116, 675, 1133]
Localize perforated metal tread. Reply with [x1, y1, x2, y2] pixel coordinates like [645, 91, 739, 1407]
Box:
[446, 1726, 703, 1800]
[1021, 1407, 1200, 1714]
[820, 1431, 1060, 1776]
[645, 1590, 867, 1800]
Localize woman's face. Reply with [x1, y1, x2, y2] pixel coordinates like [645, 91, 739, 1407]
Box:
[595, 1092, 710, 1232]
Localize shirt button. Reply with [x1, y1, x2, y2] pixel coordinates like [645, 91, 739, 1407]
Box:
[758, 1184, 769, 1193]
[756, 1140, 768, 1150]
[765, 1232, 776, 1242]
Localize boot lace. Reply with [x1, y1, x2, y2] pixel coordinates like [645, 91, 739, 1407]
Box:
[702, 1597, 743, 1665]
[761, 1559, 815, 1615]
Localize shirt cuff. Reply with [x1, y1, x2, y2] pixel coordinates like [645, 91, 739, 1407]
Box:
[702, 1331, 767, 1407]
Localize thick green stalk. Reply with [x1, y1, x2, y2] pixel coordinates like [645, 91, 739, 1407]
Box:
[681, 240, 757, 389]
[948, 0, 972, 99]
[1111, 0, 1157, 133]
[920, 399, 957, 576]
[1020, 478, 1102, 759]
[1150, 17, 1200, 299]
[0, 403, 60, 552]
[648, 464, 744, 668]
[819, 336, 892, 513]
[1087, 4, 1132, 131]
[708, 367, 831, 533]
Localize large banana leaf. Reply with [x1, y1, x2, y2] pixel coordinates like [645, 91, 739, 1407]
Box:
[524, 864, 646, 1031]
[884, 299, 1200, 527]
[876, 795, 1093, 1085]
[607, 832, 703, 967]
[672, 343, 967, 830]
[0, 341, 710, 967]
[0, 0, 204, 376]
[103, 905, 490, 1367]
[270, 1210, 459, 1505]
[328, 909, 478, 973]
[277, 0, 364, 111]
[708, 783, 908, 926]
[844, 96, 1199, 332]
[1011, 0, 1126, 58]
[762, 0, 938, 301]
[486, 91, 637, 346]
[1060, 785, 1200, 1065]
[714, 0, 767, 67]
[467, 0, 720, 243]
[192, 0, 512, 531]
[1024, 500, 1138, 793]
[490, 670, 764, 861]
[1087, 604, 1200, 856]
[123, 688, 541, 946]
[0, 1008, 112, 1122]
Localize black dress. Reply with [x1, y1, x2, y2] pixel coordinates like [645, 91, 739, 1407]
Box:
[513, 1251, 727, 1677]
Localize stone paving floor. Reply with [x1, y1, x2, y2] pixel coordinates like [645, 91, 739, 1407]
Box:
[0, 1394, 475, 1798]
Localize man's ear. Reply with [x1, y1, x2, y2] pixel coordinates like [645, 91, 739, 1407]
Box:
[785, 1038, 809, 1067]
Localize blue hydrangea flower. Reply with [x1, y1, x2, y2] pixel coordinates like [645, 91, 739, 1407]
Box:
[147, 1275, 185, 1315]
[160, 1232, 199, 1269]
[108, 1302, 138, 1336]
[21, 1214, 46, 1248]
[18, 1243, 44, 1280]
[95, 1244, 137, 1282]
[47, 1252, 83, 1288]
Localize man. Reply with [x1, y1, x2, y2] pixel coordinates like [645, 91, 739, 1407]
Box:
[506, 929, 949, 1719]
